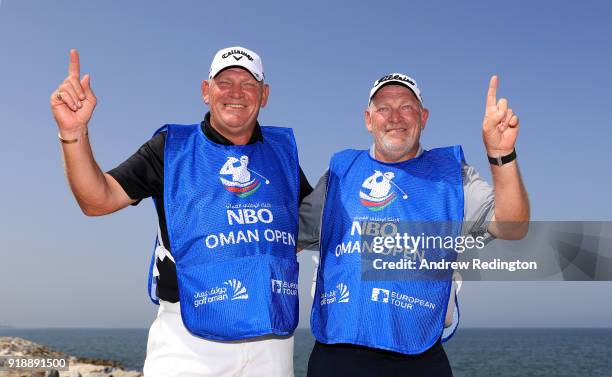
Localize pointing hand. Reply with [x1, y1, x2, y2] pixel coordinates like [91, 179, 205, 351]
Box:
[482, 76, 520, 156]
[50, 49, 97, 137]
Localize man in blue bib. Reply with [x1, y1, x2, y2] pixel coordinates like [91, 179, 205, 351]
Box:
[299, 73, 530, 376]
[51, 46, 312, 377]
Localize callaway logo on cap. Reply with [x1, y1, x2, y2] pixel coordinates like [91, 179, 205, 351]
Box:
[209, 46, 265, 82]
[369, 73, 423, 104]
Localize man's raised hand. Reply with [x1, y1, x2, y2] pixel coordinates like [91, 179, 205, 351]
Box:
[482, 75, 520, 156]
[50, 49, 97, 138]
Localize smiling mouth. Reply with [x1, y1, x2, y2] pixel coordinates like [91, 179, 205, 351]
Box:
[225, 104, 246, 109]
[386, 128, 407, 133]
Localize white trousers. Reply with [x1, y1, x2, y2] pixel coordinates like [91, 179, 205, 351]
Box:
[144, 300, 294, 377]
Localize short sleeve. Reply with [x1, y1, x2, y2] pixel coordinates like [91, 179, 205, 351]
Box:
[461, 162, 495, 237]
[106, 132, 165, 203]
[298, 171, 329, 251]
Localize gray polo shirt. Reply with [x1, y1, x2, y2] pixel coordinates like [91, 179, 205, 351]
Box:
[298, 145, 495, 250]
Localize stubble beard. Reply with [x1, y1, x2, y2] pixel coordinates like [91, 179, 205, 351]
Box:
[376, 132, 419, 161]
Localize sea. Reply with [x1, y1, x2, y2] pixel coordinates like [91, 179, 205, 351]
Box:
[0, 328, 610, 376]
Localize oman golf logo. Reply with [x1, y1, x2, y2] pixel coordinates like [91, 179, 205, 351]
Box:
[336, 283, 350, 303]
[219, 156, 270, 198]
[224, 279, 249, 301]
[359, 170, 408, 211]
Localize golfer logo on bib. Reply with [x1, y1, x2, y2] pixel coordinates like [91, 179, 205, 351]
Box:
[219, 155, 270, 198]
[359, 170, 408, 211]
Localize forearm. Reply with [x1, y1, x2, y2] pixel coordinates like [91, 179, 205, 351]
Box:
[489, 159, 530, 239]
[60, 129, 130, 215]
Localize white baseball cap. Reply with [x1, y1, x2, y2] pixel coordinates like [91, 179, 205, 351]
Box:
[369, 73, 423, 104]
[208, 46, 264, 82]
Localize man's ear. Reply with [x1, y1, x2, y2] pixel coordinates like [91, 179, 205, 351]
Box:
[365, 109, 373, 133]
[202, 80, 211, 104]
[260, 84, 270, 108]
[420, 107, 429, 130]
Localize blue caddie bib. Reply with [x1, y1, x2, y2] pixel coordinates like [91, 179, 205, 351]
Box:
[311, 146, 464, 354]
[147, 124, 300, 341]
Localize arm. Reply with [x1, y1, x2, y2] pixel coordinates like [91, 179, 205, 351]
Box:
[481, 76, 530, 239]
[51, 49, 135, 216]
[444, 274, 458, 327]
[297, 171, 328, 252]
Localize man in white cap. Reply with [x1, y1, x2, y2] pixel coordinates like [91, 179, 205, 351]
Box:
[51, 46, 312, 377]
[299, 73, 529, 376]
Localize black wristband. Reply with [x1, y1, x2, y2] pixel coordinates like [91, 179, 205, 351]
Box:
[488, 148, 516, 166]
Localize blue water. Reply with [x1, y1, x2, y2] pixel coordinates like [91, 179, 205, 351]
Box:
[1, 328, 610, 376]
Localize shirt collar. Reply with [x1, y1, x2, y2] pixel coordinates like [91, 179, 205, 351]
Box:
[368, 144, 424, 160]
[201, 112, 263, 146]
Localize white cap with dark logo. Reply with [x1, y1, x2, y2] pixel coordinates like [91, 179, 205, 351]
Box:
[369, 73, 423, 104]
[209, 46, 264, 82]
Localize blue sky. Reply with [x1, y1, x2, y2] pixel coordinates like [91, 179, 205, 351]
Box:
[0, 0, 611, 328]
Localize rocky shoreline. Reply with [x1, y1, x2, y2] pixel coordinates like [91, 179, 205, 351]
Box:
[0, 337, 142, 377]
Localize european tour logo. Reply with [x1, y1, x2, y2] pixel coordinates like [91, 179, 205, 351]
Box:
[359, 170, 408, 211]
[219, 156, 270, 198]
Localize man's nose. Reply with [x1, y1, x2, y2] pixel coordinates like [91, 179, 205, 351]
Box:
[228, 85, 244, 98]
[388, 108, 402, 123]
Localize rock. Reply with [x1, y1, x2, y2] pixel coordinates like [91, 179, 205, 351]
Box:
[0, 337, 66, 358]
[0, 337, 142, 377]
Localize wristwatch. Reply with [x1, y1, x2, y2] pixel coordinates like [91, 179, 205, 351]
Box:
[488, 148, 516, 166]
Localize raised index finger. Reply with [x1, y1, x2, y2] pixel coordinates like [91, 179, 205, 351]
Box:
[486, 75, 498, 108]
[69, 49, 80, 78]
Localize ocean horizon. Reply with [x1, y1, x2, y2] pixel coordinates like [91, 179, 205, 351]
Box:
[1, 328, 610, 376]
